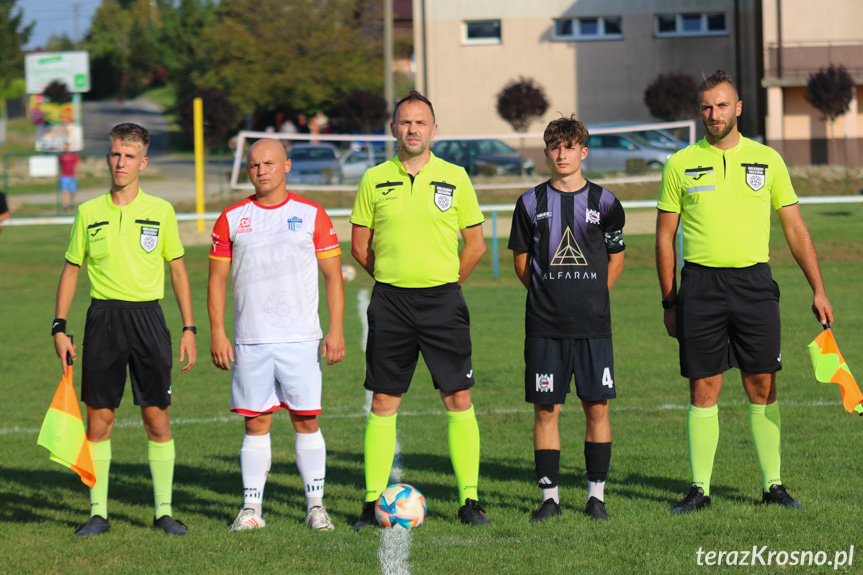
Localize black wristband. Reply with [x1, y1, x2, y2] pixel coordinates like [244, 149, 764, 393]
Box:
[183, 325, 197, 335]
[661, 299, 676, 310]
[52, 318, 67, 335]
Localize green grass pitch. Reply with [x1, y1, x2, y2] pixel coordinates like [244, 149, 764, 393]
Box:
[1, 204, 861, 574]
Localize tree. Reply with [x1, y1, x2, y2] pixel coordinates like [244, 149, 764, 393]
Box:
[496, 77, 549, 133]
[643, 72, 698, 147]
[643, 72, 698, 122]
[176, 87, 236, 151]
[333, 89, 387, 134]
[45, 33, 76, 52]
[0, 0, 34, 92]
[158, 0, 216, 100]
[805, 65, 854, 165]
[496, 77, 548, 176]
[200, 0, 384, 118]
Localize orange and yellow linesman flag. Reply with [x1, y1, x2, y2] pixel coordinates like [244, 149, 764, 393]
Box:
[37, 357, 96, 487]
[808, 327, 863, 416]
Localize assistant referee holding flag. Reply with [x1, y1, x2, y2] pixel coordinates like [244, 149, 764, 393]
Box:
[656, 70, 833, 514]
[53, 123, 197, 536]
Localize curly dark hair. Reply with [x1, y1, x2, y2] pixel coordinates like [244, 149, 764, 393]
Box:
[543, 114, 589, 149]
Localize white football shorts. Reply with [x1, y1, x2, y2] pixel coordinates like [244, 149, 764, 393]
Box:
[231, 341, 322, 416]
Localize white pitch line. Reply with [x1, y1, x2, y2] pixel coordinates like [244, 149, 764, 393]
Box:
[354, 288, 412, 575]
[3, 399, 847, 437]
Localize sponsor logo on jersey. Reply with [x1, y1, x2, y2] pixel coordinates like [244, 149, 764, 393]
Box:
[237, 217, 252, 234]
[743, 163, 767, 191]
[536, 373, 553, 392]
[586, 208, 601, 225]
[537, 211, 553, 220]
[684, 166, 714, 180]
[550, 227, 588, 266]
[140, 226, 159, 253]
[287, 216, 303, 232]
[543, 227, 598, 281]
[433, 182, 454, 212]
[376, 181, 403, 199]
[330, 227, 337, 235]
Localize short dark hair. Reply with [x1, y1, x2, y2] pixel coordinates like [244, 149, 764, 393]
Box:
[697, 70, 739, 103]
[543, 114, 589, 149]
[392, 90, 436, 124]
[109, 123, 150, 152]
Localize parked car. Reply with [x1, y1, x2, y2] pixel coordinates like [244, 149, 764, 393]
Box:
[582, 133, 673, 173]
[286, 143, 341, 185]
[340, 143, 389, 184]
[588, 122, 688, 151]
[430, 138, 534, 176]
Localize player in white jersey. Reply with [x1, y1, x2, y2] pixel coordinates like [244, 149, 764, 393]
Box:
[208, 138, 345, 531]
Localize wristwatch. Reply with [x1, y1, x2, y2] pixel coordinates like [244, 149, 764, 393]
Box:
[661, 299, 676, 310]
[183, 325, 197, 335]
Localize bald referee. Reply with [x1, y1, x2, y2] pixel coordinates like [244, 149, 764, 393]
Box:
[656, 70, 833, 515]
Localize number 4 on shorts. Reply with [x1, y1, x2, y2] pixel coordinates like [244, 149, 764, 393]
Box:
[602, 367, 614, 388]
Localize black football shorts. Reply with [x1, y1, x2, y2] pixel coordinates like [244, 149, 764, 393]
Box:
[364, 282, 475, 394]
[524, 337, 616, 404]
[676, 262, 782, 379]
[82, 299, 173, 409]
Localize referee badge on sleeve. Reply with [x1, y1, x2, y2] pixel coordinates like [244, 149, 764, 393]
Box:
[432, 181, 454, 212]
[140, 226, 160, 253]
[743, 163, 767, 191]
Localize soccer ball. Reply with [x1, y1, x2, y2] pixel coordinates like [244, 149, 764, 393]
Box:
[375, 483, 426, 529]
[341, 264, 357, 282]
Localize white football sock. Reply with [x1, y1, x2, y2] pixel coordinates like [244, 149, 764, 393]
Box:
[296, 429, 326, 511]
[588, 480, 605, 502]
[542, 486, 560, 504]
[241, 433, 271, 515]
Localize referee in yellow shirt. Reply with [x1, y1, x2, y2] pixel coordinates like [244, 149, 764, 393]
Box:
[656, 71, 833, 514]
[52, 123, 197, 536]
[350, 91, 489, 528]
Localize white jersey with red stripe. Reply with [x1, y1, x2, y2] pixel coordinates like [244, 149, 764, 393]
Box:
[210, 192, 341, 344]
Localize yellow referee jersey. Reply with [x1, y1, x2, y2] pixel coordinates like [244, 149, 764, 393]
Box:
[65, 190, 184, 301]
[658, 136, 798, 267]
[350, 153, 484, 287]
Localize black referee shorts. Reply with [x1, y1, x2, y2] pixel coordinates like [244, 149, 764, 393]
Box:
[81, 299, 173, 409]
[364, 282, 475, 394]
[677, 262, 782, 379]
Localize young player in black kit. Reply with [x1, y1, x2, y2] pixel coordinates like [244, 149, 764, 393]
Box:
[509, 115, 625, 522]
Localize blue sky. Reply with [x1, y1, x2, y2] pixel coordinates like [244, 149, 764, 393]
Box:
[17, 0, 101, 50]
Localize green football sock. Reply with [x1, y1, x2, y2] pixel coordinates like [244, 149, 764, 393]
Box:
[687, 404, 719, 496]
[88, 440, 111, 519]
[447, 404, 480, 504]
[148, 439, 175, 519]
[364, 412, 397, 503]
[749, 402, 782, 491]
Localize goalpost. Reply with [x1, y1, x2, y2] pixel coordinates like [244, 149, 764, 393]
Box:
[228, 120, 697, 192]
